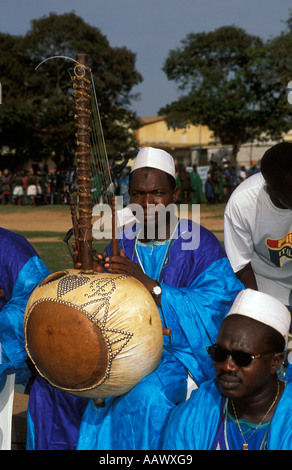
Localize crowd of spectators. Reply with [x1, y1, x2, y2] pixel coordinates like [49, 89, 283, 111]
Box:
[0, 159, 260, 207]
[175, 160, 260, 205]
[0, 165, 76, 206]
[203, 160, 260, 205]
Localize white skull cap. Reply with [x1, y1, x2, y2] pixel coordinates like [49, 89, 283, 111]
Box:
[131, 147, 175, 178]
[226, 289, 291, 343]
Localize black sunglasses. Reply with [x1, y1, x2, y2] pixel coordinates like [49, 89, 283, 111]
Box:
[206, 344, 274, 367]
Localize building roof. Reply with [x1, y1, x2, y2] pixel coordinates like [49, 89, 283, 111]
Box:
[139, 116, 166, 126]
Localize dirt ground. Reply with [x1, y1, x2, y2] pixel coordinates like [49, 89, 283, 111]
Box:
[3, 204, 224, 450]
[1, 210, 72, 233]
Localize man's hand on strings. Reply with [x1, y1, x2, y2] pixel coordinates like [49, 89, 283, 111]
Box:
[92, 251, 106, 272]
[72, 242, 105, 272]
[104, 249, 159, 301]
[104, 249, 142, 278]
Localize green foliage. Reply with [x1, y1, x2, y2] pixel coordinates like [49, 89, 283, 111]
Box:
[160, 21, 292, 164]
[0, 12, 143, 170]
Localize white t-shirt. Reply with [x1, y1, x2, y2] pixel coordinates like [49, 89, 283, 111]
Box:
[224, 173, 292, 306]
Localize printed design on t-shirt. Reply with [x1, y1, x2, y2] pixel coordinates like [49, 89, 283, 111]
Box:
[265, 232, 292, 267]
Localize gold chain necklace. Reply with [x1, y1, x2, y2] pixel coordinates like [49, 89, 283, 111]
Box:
[231, 379, 280, 450]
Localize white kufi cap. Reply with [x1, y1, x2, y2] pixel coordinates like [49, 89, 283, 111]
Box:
[131, 147, 175, 178]
[227, 289, 291, 343]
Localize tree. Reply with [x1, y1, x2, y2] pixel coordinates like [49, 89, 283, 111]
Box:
[0, 33, 41, 168]
[0, 12, 143, 169]
[159, 25, 292, 166]
[266, 12, 292, 93]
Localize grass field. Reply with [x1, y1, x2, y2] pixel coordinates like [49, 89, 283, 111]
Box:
[0, 202, 225, 273]
[31, 237, 110, 273]
[14, 231, 110, 273]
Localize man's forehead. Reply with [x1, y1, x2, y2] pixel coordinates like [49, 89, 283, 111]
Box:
[130, 167, 169, 186]
[218, 315, 267, 347]
[221, 314, 265, 330]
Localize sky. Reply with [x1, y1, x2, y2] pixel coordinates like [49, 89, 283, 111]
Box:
[1, 0, 291, 116]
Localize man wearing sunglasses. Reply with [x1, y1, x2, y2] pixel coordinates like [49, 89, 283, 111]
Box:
[163, 289, 292, 450]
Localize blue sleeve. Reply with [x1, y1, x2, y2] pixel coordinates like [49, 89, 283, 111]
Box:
[268, 381, 292, 450]
[163, 379, 222, 450]
[0, 256, 50, 383]
[0, 228, 42, 304]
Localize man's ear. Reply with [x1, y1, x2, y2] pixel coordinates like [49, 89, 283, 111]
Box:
[271, 352, 285, 374]
[173, 187, 179, 203]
